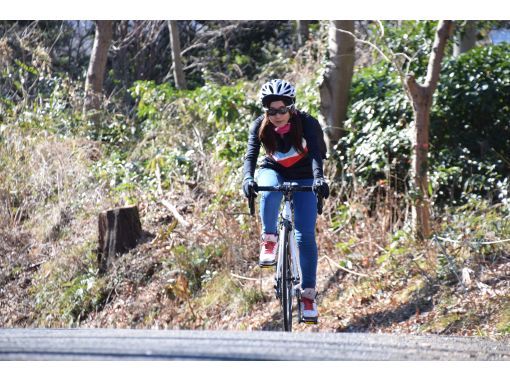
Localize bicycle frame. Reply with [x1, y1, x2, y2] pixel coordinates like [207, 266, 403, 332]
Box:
[275, 196, 304, 331]
[250, 182, 322, 331]
[275, 198, 302, 299]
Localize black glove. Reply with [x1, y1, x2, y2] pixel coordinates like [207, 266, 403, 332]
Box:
[313, 178, 330, 199]
[242, 177, 258, 198]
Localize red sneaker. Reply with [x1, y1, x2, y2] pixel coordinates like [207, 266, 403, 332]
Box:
[301, 288, 318, 322]
[259, 233, 278, 267]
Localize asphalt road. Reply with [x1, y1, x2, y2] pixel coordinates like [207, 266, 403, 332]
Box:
[0, 329, 509, 360]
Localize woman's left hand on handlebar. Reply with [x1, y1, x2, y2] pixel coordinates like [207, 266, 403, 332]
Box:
[312, 178, 329, 199]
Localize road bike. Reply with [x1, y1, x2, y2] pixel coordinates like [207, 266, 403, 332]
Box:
[248, 182, 323, 331]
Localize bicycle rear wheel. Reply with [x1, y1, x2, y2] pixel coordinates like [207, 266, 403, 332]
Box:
[281, 229, 293, 331]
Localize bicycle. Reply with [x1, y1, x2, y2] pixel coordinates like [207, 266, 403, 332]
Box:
[248, 182, 323, 332]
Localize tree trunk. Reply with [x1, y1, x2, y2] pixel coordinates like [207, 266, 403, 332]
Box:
[318, 20, 355, 154]
[405, 20, 454, 243]
[168, 20, 187, 89]
[410, 102, 432, 241]
[453, 20, 477, 57]
[97, 206, 142, 273]
[296, 20, 310, 47]
[83, 21, 113, 121]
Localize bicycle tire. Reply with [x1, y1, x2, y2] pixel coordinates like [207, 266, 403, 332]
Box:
[281, 229, 293, 331]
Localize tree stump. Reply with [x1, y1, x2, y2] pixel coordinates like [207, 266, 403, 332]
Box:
[98, 205, 142, 273]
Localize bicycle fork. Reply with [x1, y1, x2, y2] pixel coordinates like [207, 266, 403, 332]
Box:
[274, 201, 304, 319]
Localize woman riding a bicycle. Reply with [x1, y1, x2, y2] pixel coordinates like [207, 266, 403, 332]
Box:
[242, 79, 329, 322]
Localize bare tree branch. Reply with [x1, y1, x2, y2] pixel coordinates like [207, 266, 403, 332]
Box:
[180, 22, 242, 57]
[334, 24, 413, 103]
[424, 21, 454, 91]
[110, 21, 148, 51]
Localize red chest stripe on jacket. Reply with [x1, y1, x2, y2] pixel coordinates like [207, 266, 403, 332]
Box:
[269, 139, 308, 168]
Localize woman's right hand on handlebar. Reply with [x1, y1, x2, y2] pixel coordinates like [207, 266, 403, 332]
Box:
[242, 177, 258, 198]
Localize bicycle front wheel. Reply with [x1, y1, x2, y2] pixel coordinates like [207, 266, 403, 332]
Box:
[281, 229, 293, 332]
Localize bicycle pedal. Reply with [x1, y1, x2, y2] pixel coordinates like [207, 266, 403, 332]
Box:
[259, 263, 275, 269]
[300, 318, 318, 325]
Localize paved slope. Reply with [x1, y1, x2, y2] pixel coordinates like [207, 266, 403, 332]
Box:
[0, 329, 508, 360]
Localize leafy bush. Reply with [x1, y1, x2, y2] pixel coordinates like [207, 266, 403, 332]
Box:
[296, 78, 321, 118]
[341, 43, 510, 206]
[384, 21, 437, 74]
[127, 80, 261, 194]
[435, 197, 510, 283]
[32, 242, 106, 326]
[430, 43, 510, 204]
[171, 244, 223, 294]
[341, 62, 412, 191]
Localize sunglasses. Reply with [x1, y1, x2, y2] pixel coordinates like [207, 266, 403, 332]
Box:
[265, 105, 293, 116]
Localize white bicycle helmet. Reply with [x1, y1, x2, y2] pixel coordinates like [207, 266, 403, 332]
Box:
[260, 79, 296, 107]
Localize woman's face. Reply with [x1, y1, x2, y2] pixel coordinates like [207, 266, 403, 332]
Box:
[267, 100, 291, 127]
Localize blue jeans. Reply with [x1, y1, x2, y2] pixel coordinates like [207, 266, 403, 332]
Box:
[256, 168, 318, 289]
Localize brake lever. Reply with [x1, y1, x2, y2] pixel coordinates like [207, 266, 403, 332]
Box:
[317, 194, 323, 215]
[249, 194, 255, 216]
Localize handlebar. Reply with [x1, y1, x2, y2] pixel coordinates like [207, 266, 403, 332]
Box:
[248, 183, 324, 216]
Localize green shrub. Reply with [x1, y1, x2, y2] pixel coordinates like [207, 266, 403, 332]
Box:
[341, 43, 510, 206]
[32, 242, 106, 326]
[127, 80, 261, 194]
[171, 244, 223, 294]
[430, 43, 510, 204]
[341, 62, 412, 191]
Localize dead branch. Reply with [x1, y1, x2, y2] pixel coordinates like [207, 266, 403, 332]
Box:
[320, 255, 371, 278]
[180, 22, 244, 57]
[230, 272, 260, 281]
[160, 199, 190, 228]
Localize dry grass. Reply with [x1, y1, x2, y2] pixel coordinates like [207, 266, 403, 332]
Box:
[0, 127, 114, 327]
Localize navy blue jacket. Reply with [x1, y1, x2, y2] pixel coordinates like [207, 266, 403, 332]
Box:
[243, 111, 324, 181]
